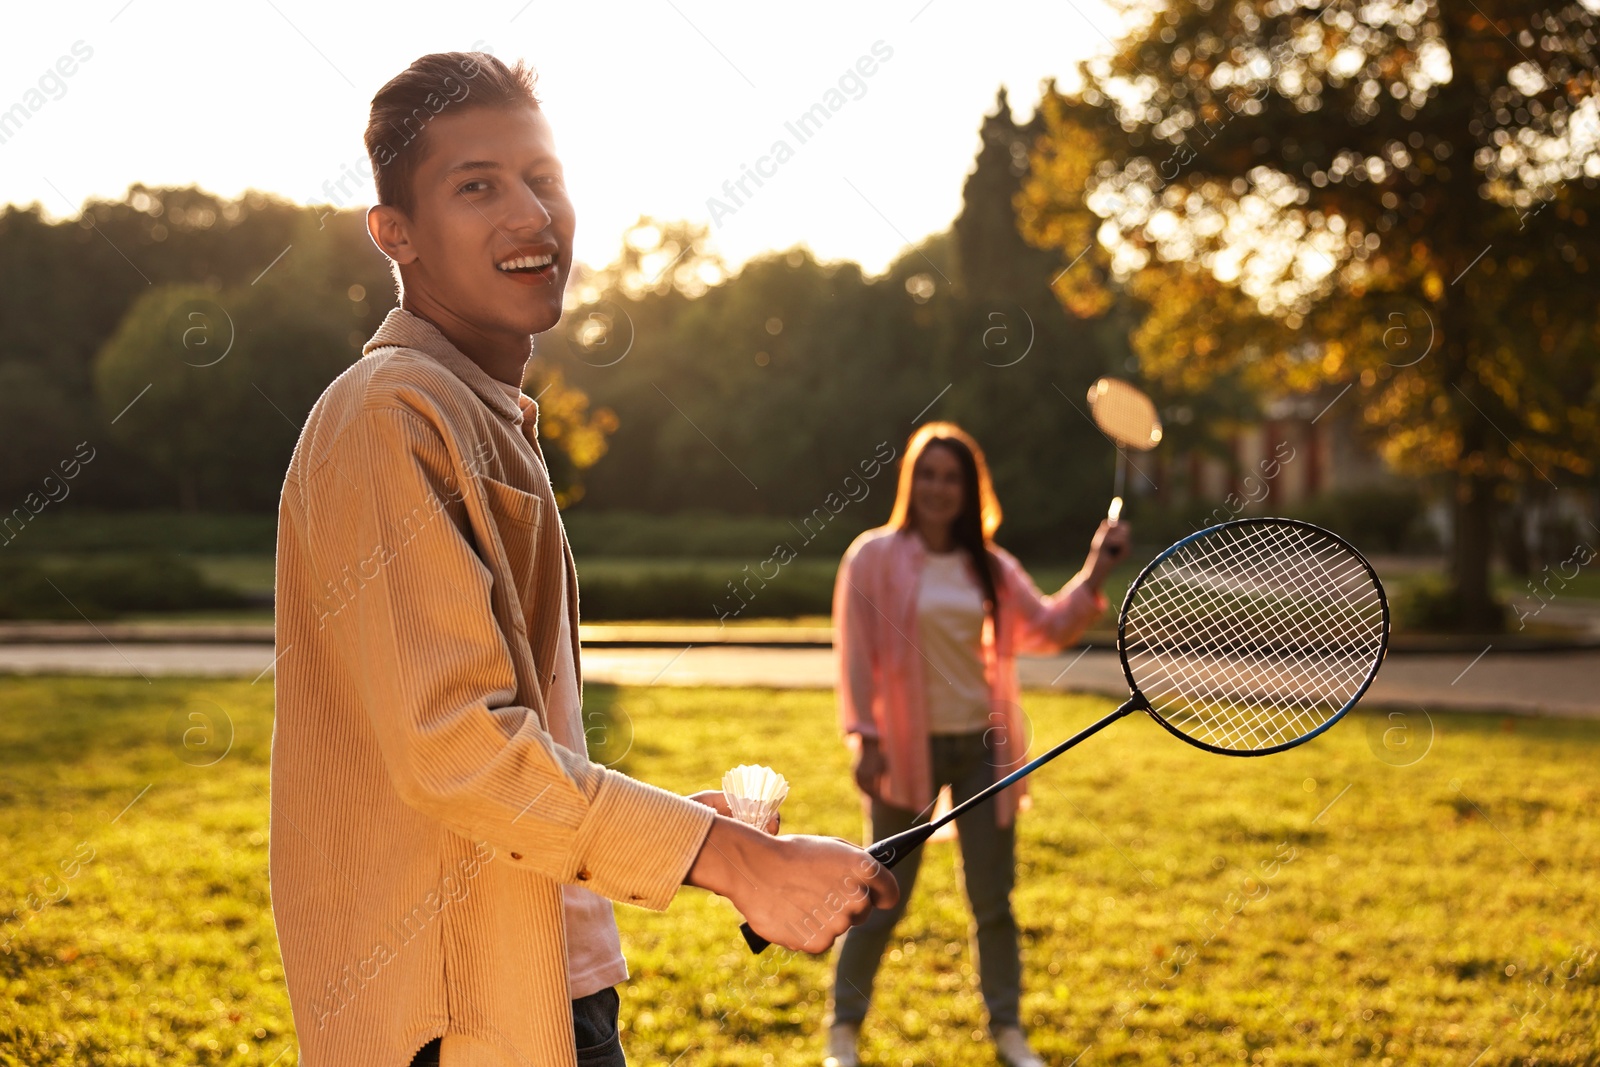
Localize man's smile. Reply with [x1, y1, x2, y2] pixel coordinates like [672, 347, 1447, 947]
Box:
[496, 246, 561, 286]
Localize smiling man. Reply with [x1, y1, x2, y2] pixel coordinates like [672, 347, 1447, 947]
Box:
[270, 52, 898, 1067]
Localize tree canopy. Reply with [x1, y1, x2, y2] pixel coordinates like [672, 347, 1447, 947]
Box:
[1018, 0, 1600, 626]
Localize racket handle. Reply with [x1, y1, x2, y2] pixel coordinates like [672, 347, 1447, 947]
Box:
[736, 829, 931, 954]
[739, 922, 769, 953]
[868, 825, 936, 869]
[1105, 496, 1127, 561]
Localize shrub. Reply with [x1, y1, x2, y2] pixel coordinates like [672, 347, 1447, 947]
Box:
[563, 509, 868, 560]
[1291, 485, 1438, 554]
[8, 510, 277, 554]
[0, 554, 248, 619]
[575, 562, 835, 622]
[1390, 573, 1509, 634]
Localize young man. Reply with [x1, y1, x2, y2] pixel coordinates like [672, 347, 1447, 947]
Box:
[270, 52, 898, 1067]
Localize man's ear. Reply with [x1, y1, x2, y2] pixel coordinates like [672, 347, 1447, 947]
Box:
[367, 204, 419, 266]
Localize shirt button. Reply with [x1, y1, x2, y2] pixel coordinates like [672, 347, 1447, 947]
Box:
[510, 852, 522, 860]
[576, 867, 591, 881]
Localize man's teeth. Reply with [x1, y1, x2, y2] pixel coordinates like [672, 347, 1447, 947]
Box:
[497, 254, 555, 271]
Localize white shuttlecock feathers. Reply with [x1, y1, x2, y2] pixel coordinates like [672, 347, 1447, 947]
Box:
[721, 764, 790, 832]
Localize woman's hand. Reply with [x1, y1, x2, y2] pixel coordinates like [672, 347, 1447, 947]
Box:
[852, 737, 886, 798]
[688, 788, 780, 834]
[1084, 518, 1132, 591]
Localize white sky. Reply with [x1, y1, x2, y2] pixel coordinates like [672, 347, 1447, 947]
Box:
[0, 0, 1118, 276]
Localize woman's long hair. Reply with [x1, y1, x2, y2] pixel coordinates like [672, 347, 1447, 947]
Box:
[886, 422, 1003, 642]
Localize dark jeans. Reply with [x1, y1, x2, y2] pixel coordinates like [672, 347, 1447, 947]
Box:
[828, 731, 1022, 1033]
[408, 985, 624, 1066]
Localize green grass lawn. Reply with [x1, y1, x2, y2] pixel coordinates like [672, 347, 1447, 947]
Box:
[1, 679, 1597, 1065]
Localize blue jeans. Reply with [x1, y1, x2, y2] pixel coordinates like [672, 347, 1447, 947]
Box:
[407, 985, 625, 1066]
[828, 731, 1023, 1033]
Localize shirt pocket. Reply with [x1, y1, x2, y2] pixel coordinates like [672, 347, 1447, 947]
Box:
[479, 475, 545, 609]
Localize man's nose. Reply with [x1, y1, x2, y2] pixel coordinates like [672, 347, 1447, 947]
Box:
[506, 182, 554, 232]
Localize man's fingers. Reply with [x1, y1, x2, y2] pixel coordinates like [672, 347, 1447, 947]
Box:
[865, 863, 900, 909]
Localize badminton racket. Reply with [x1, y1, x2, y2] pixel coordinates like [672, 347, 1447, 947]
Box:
[739, 517, 1387, 953]
[1087, 377, 1163, 555]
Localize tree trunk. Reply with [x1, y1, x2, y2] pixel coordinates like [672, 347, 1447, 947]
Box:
[1450, 470, 1501, 631]
[1500, 495, 1531, 579]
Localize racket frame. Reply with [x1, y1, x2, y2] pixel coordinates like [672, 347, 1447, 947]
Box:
[1116, 516, 1390, 758]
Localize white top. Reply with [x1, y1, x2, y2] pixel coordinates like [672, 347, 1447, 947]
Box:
[498, 379, 628, 997]
[916, 549, 993, 735]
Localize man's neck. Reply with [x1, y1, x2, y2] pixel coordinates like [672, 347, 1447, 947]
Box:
[400, 292, 531, 388]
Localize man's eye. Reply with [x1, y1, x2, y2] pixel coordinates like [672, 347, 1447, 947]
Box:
[459, 180, 489, 194]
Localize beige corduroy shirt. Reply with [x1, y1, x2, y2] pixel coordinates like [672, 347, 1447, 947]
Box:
[270, 306, 716, 1067]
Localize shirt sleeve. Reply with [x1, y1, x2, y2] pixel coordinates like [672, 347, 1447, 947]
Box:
[833, 535, 880, 740]
[302, 404, 714, 911]
[993, 545, 1109, 656]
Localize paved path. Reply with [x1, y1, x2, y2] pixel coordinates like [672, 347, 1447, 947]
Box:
[582, 646, 1600, 718]
[1, 640, 1595, 718]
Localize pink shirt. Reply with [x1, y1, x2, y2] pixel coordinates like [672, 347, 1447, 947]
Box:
[502, 381, 628, 997]
[834, 526, 1108, 827]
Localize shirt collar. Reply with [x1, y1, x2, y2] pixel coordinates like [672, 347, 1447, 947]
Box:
[363, 306, 538, 430]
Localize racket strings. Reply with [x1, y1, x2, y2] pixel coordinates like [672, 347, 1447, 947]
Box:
[1089, 380, 1162, 449]
[1136, 529, 1381, 749]
[1196, 531, 1382, 742]
[1137, 526, 1380, 748]
[1122, 521, 1385, 751]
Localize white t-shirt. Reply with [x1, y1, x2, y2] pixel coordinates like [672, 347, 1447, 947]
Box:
[499, 380, 628, 998]
[916, 549, 993, 735]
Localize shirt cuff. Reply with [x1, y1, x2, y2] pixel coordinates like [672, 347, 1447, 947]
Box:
[563, 770, 717, 911]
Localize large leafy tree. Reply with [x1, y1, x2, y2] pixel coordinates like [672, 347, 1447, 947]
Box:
[1018, 0, 1600, 628]
[90, 211, 358, 512]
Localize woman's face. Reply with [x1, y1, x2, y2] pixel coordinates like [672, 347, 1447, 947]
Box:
[911, 443, 965, 530]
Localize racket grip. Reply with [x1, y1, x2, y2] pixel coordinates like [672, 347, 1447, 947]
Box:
[736, 829, 930, 955]
[740, 921, 770, 954]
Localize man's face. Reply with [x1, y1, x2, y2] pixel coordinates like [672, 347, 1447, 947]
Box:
[389, 104, 575, 337]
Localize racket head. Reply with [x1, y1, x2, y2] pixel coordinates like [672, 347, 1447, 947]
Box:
[1088, 377, 1164, 451]
[1116, 517, 1389, 757]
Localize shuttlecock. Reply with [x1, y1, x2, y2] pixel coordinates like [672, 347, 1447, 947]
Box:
[721, 764, 789, 833]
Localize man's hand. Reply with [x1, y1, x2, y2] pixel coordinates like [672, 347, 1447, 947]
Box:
[684, 817, 900, 954]
[688, 788, 779, 834]
[851, 737, 886, 798]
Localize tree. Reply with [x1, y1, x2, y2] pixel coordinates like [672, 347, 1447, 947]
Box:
[1017, 0, 1600, 628]
[92, 211, 359, 511]
[947, 88, 1149, 552]
[13, 184, 616, 512]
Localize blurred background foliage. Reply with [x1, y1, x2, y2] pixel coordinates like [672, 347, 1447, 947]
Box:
[4, 2, 1600, 631]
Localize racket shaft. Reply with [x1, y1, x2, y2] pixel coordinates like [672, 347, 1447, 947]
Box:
[739, 697, 1141, 954]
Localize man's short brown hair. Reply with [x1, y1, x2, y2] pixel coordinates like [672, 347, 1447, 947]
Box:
[365, 51, 540, 219]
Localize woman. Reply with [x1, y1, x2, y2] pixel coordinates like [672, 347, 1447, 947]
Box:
[824, 422, 1128, 1067]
